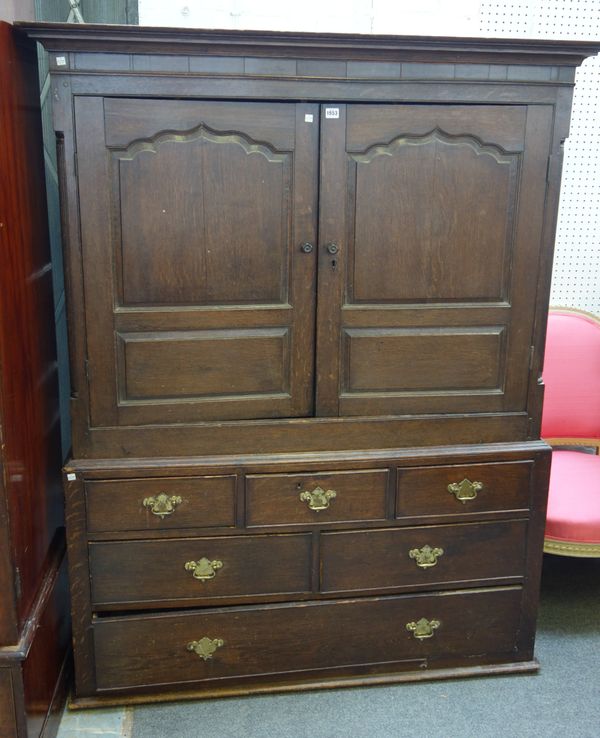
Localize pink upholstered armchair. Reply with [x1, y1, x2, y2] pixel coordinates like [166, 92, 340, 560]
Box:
[541, 308, 600, 556]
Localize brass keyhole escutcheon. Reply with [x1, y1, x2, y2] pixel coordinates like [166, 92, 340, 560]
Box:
[299, 486, 337, 512]
[142, 492, 183, 518]
[184, 558, 223, 581]
[186, 637, 224, 661]
[406, 618, 441, 640]
[447, 478, 483, 503]
[409, 545, 444, 569]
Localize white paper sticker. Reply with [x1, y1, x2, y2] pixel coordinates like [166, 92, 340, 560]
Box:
[66, 472, 77, 481]
[325, 108, 340, 119]
[56, 56, 67, 67]
[304, 114, 314, 123]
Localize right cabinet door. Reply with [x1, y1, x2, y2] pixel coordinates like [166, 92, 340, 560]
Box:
[316, 104, 554, 418]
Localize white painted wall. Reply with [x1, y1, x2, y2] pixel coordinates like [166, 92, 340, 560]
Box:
[138, 0, 600, 314]
[138, 1, 481, 35]
[0, 0, 35, 22]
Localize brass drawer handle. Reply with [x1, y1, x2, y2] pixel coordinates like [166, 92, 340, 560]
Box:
[187, 637, 224, 661]
[406, 618, 441, 640]
[409, 545, 444, 569]
[142, 492, 183, 518]
[447, 478, 483, 503]
[299, 486, 337, 512]
[184, 558, 223, 581]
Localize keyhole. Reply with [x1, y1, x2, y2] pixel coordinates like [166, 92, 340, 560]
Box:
[331, 258, 337, 270]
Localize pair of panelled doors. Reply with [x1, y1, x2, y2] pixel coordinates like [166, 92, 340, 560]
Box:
[74, 97, 552, 426]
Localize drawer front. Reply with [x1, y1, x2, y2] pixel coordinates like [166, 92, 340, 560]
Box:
[89, 533, 312, 607]
[246, 469, 388, 527]
[93, 587, 522, 690]
[321, 520, 527, 593]
[86, 476, 236, 533]
[396, 461, 532, 519]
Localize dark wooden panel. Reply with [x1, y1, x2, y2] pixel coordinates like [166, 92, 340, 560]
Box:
[342, 327, 504, 392]
[297, 59, 347, 77]
[345, 105, 526, 153]
[348, 132, 518, 304]
[104, 99, 296, 151]
[315, 103, 347, 416]
[316, 102, 553, 419]
[245, 57, 297, 76]
[526, 89, 574, 440]
[0, 23, 62, 641]
[116, 123, 291, 306]
[189, 56, 245, 74]
[396, 461, 533, 519]
[0, 491, 17, 645]
[341, 305, 510, 328]
[70, 442, 547, 478]
[86, 476, 236, 533]
[64, 477, 95, 696]
[76, 98, 319, 426]
[89, 533, 312, 606]
[347, 61, 401, 78]
[114, 305, 292, 332]
[246, 469, 388, 527]
[321, 520, 527, 593]
[132, 55, 189, 72]
[67, 58, 567, 84]
[0, 534, 70, 738]
[19, 23, 600, 67]
[21, 552, 70, 738]
[119, 329, 289, 400]
[93, 587, 523, 690]
[0, 669, 19, 738]
[515, 449, 551, 657]
[77, 413, 531, 459]
[68, 74, 564, 105]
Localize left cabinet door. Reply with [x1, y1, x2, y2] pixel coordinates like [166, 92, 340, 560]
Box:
[74, 98, 318, 425]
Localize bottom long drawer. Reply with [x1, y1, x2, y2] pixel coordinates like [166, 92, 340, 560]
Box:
[93, 586, 523, 691]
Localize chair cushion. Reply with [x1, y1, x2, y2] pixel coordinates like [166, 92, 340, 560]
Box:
[541, 312, 600, 438]
[545, 450, 600, 544]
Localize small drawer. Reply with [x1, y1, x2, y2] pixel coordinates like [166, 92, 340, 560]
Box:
[246, 469, 388, 527]
[89, 533, 312, 607]
[320, 519, 527, 594]
[86, 476, 236, 533]
[396, 461, 532, 519]
[93, 586, 523, 691]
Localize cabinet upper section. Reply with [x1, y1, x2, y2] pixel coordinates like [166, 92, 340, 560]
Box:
[19, 23, 599, 458]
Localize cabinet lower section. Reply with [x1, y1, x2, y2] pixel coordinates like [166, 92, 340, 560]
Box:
[64, 442, 550, 703]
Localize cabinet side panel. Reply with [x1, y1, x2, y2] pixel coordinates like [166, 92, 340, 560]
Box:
[0, 667, 21, 738]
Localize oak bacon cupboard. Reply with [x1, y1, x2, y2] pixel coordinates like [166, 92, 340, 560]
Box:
[21, 22, 600, 706]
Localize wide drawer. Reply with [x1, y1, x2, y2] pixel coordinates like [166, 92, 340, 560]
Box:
[86, 476, 236, 533]
[246, 469, 388, 527]
[89, 533, 312, 607]
[321, 519, 527, 593]
[396, 461, 532, 519]
[93, 587, 523, 691]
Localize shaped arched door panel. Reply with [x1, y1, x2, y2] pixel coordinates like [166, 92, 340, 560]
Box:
[75, 98, 318, 425]
[316, 103, 553, 417]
